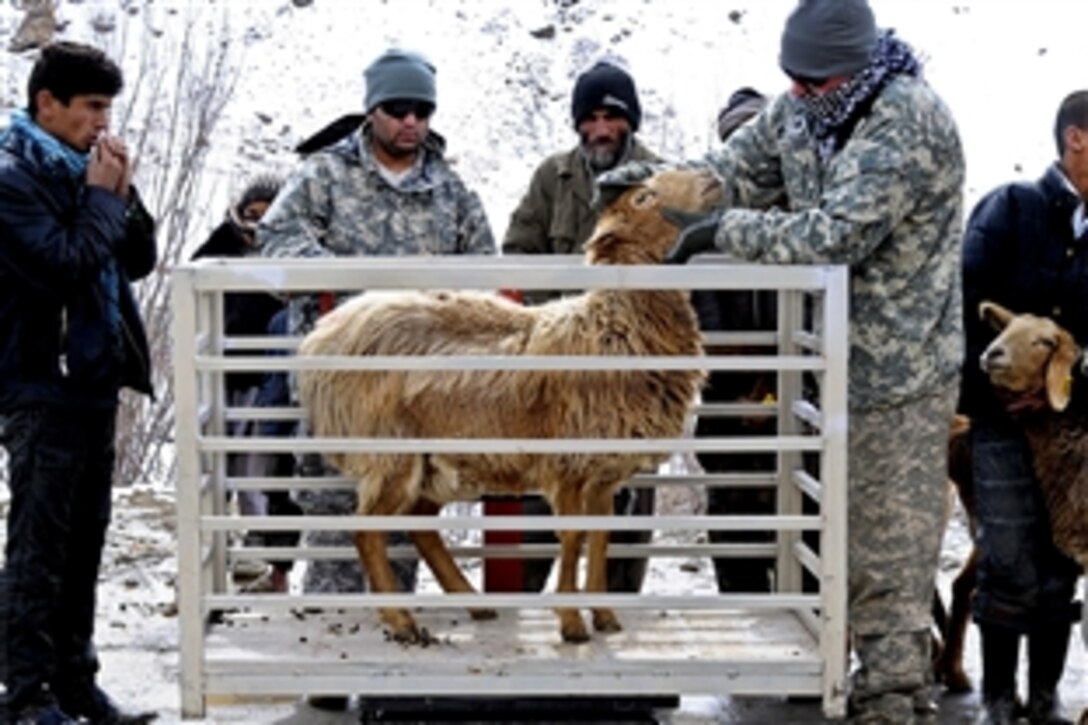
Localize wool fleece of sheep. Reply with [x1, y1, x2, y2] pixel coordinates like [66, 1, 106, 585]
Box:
[296, 169, 720, 645]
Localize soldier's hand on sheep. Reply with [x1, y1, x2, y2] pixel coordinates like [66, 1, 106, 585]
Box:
[661, 208, 722, 264]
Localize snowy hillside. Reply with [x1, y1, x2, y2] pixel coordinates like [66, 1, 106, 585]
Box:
[5, 0, 1088, 240]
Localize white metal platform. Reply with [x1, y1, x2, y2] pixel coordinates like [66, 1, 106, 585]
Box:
[171, 258, 850, 719]
[203, 606, 825, 698]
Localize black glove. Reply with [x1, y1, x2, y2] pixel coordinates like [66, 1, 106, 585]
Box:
[592, 177, 642, 215]
[661, 207, 721, 264]
[592, 161, 659, 213]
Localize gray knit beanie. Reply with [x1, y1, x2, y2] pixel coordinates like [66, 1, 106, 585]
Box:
[363, 48, 436, 112]
[779, 0, 877, 79]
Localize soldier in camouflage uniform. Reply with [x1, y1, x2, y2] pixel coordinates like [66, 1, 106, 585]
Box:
[603, 2, 964, 722]
[256, 48, 495, 667]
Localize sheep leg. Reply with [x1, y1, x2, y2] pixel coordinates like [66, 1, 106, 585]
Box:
[585, 484, 621, 634]
[552, 490, 590, 643]
[937, 545, 977, 692]
[354, 526, 422, 643]
[406, 499, 496, 621]
[354, 473, 424, 644]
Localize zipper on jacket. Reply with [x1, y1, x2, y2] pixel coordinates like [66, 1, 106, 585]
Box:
[59, 306, 69, 377]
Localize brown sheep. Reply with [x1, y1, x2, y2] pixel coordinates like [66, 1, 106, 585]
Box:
[933, 414, 977, 693]
[976, 301, 1088, 568]
[296, 170, 719, 644]
[936, 301, 1088, 700]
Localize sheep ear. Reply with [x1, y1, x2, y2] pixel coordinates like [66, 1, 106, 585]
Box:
[584, 231, 617, 258]
[1045, 330, 1078, 412]
[979, 301, 1014, 331]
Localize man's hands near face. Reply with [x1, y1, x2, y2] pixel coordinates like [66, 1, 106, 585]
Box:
[86, 134, 131, 198]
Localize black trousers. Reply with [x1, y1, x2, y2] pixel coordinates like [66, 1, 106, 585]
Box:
[1, 404, 117, 713]
[971, 418, 1079, 630]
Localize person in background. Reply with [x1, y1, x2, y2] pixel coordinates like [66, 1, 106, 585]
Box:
[604, 1, 965, 721]
[190, 175, 302, 594]
[688, 87, 784, 596]
[257, 46, 495, 712]
[501, 60, 659, 595]
[715, 87, 768, 144]
[957, 90, 1087, 725]
[0, 41, 157, 725]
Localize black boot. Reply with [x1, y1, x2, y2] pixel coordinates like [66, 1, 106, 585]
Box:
[1026, 621, 1074, 725]
[56, 684, 157, 725]
[11, 699, 78, 725]
[976, 624, 1021, 725]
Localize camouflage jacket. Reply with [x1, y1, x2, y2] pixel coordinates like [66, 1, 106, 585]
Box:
[502, 139, 658, 305]
[698, 76, 965, 412]
[257, 125, 495, 333]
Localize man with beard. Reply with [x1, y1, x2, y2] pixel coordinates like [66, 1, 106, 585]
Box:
[258, 46, 494, 713]
[499, 61, 658, 596]
[503, 60, 659, 303]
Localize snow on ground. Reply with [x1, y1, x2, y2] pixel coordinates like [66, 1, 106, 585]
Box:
[10, 485, 1078, 723]
[1, 0, 1087, 722]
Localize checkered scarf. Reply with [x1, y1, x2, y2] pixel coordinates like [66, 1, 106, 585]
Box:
[796, 29, 923, 161]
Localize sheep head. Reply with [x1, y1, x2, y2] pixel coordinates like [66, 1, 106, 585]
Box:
[585, 169, 724, 265]
[979, 301, 1080, 412]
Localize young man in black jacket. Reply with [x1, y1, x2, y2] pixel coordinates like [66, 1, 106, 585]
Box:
[0, 42, 157, 725]
[959, 90, 1088, 725]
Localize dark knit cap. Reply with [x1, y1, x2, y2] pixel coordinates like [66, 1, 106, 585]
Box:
[717, 87, 768, 142]
[363, 48, 436, 112]
[571, 61, 642, 132]
[779, 0, 877, 79]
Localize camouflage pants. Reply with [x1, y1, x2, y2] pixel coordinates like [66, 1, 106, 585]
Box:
[846, 381, 956, 722]
[296, 487, 418, 594]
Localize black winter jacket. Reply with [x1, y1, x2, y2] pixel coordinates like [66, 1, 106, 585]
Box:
[191, 222, 284, 394]
[0, 136, 156, 410]
[959, 163, 1088, 419]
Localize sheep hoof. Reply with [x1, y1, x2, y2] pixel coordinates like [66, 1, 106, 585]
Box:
[558, 610, 590, 643]
[469, 607, 498, 621]
[592, 609, 622, 634]
[381, 609, 422, 644]
[561, 626, 591, 644]
[942, 668, 972, 694]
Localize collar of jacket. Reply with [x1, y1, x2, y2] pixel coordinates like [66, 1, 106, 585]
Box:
[1042, 162, 1083, 218]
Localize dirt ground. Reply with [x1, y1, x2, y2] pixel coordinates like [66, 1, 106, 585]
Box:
[1, 483, 1083, 723]
[84, 487, 1084, 724]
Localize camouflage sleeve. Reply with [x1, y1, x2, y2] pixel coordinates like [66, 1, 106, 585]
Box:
[456, 185, 496, 255]
[256, 156, 335, 259]
[699, 96, 788, 211]
[710, 116, 916, 265]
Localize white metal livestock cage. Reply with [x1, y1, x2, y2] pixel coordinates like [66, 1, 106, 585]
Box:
[171, 257, 850, 719]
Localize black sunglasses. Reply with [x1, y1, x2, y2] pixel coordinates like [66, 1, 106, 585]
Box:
[379, 99, 435, 120]
[785, 71, 830, 93]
